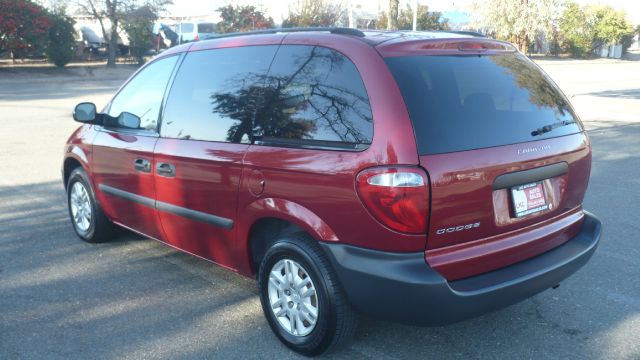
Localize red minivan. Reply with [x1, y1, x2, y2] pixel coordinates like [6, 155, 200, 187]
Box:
[63, 28, 601, 356]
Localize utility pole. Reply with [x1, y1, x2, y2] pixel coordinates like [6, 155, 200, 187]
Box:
[389, 0, 399, 30]
[412, 0, 418, 31]
[348, 0, 354, 28]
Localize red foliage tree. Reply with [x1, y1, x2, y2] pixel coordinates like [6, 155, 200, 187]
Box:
[217, 5, 274, 33]
[0, 0, 51, 62]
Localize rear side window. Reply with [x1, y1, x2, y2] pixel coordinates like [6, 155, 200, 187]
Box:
[198, 23, 216, 33]
[180, 23, 194, 33]
[256, 45, 373, 150]
[161, 46, 278, 142]
[385, 54, 582, 155]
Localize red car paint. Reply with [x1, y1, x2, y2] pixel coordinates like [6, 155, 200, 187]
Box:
[63, 30, 593, 284]
[422, 133, 591, 280]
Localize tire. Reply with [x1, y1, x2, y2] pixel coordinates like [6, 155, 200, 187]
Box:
[258, 233, 357, 356]
[66, 167, 113, 243]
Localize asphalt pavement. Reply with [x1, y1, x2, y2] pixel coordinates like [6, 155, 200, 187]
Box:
[0, 59, 638, 359]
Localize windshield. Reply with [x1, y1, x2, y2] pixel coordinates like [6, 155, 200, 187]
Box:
[385, 53, 582, 155]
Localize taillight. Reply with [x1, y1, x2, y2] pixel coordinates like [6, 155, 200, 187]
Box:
[356, 167, 429, 234]
[194, 34, 200, 41]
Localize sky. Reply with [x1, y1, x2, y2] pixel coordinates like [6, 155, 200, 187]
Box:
[36, 0, 639, 25]
[163, 0, 457, 21]
[163, 0, 640, 25]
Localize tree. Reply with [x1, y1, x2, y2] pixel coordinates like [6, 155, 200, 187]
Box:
[281, 0, 346, 28]
[0, 0, 50, 62]
[122, 5, 155, 65]
[559, 2, 595, 57]
[374, 11, 388, 30]
[592, 5, 633, 46]
[217, 5, 274, 33]
[79, 0, 119, 67]
[397, 4, 450, 31]
[376, 4, 449, 31]
[46, 9, 76, 67]
[622, 25, 640, 53]
[76, 0, 171, 67]
[558, 3, 633, 57]
[471, 0, 563, 52]
[388, 0, 399, 30]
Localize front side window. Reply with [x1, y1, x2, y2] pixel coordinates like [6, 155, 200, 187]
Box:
[255, 45, 373, 149]
[161, 46, 278, 142]
[108, 55, 178, 131]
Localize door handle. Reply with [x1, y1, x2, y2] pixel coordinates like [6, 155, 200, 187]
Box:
[134, 158, 151, 173]
[156, 162, 176, 177]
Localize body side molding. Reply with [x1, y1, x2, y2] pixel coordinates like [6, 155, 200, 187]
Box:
[98, 184, 233, 229]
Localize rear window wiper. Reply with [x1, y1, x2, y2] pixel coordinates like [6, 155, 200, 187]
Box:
[531, 120, 575, 136]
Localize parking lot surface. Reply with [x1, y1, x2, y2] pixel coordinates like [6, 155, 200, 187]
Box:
[1, 59, 639, 359]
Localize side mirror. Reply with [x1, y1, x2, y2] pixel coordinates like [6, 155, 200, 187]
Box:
[117, 112, 141, 129]
[73, 102, 97, 123]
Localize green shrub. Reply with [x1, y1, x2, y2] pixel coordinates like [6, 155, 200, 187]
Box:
[46, 12, 75, 68]
[123, 6, 155, 65]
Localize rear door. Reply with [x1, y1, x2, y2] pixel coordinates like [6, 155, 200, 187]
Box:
[385, 52, 591, 279]
[92, 55, 179, 240]
[154, 45, 279, 269]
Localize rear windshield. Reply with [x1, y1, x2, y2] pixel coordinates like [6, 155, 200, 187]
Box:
[385, 54, 582, 155]
[198, 23, 216, 33]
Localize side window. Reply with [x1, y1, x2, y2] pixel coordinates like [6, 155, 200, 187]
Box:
[256, 45, 373, 148]
[181, 23, 194, 33]
[108, 55, 178, 131]
[161, 46, 278, 142]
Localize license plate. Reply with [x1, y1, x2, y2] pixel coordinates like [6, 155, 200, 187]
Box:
[511, 181, 548, 218]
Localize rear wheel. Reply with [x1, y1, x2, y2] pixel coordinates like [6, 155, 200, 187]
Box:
[66, 167, 113, 243]
[258, 233, 357, 356]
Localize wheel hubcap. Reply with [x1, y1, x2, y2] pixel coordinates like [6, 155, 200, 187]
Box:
[70, 182, 92, 232]
[267, 259, 319, 336]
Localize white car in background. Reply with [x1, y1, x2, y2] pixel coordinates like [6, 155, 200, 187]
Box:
[175, 21, 217, 43]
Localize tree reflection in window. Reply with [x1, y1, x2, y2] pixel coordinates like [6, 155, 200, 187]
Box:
[490, 54, 574, 118]
[212, 45, 373, 146]
[160, 46, 278, 142]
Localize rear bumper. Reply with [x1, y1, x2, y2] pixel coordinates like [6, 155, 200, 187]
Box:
[320, 211, 601, 325]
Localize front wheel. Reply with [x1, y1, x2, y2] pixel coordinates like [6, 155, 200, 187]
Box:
[258, 234, 357, 356]
[66, 167, 113, 243]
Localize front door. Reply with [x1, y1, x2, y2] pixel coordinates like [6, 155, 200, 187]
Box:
[92, 55, 179, 240]
[154, 45, 279, 269]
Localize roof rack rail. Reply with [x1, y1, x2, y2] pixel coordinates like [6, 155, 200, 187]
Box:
[203, 27, 366, 40]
